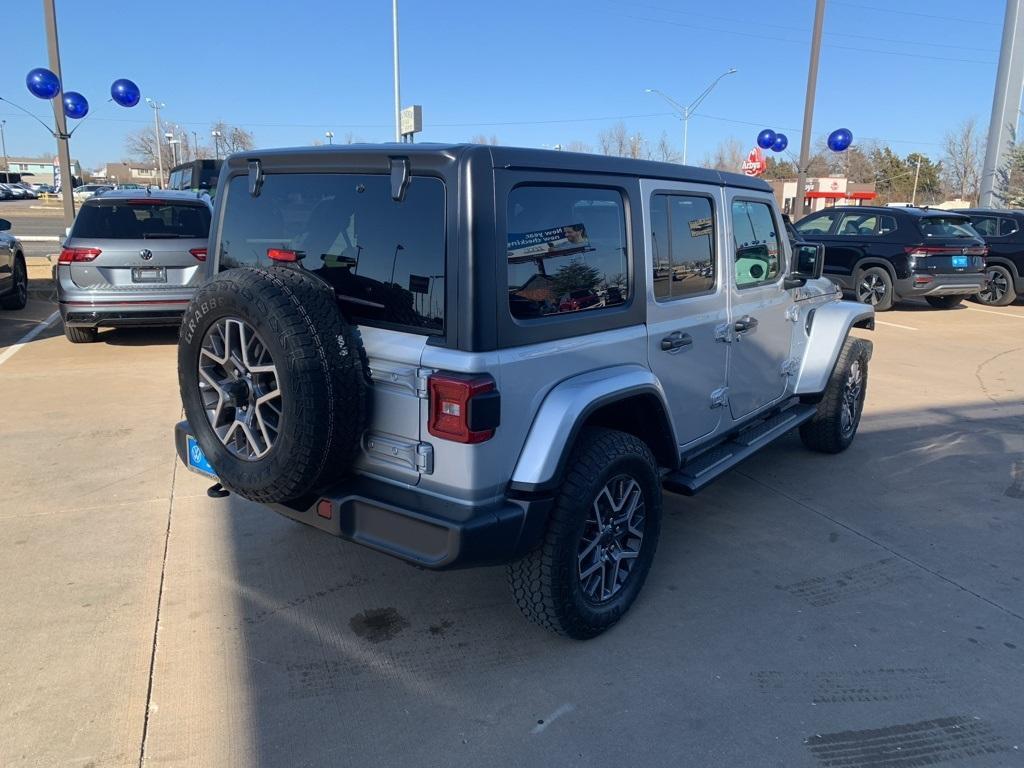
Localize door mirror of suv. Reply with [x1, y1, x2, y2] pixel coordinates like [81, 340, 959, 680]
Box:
[784, 242, 825, 288]
[0, 218, 10, 232]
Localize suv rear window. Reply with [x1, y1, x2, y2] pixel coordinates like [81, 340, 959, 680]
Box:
[71, 200, 211, 239]
[506, 186, 628, 319]
[919, 216, 979, 239]
[217, 173, 446, 334]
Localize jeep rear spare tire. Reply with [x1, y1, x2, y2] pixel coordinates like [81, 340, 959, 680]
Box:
[178, 267, 369, 503]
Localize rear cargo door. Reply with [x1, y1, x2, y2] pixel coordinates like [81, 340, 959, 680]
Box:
[67, 198, 211, 290]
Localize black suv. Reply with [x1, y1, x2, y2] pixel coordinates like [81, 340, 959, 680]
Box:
[794, 205, 987, 310]
[953, 208, 1024, 306]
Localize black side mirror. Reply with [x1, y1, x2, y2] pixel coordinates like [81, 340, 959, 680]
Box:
[0, 218, 10, 232]
[785, 242, 824, 288]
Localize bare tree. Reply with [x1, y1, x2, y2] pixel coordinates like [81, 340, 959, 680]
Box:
[125, 126, 176, 170]
[211, 121, 256, 154]
[562, 140, 594, 154]
[943, 118, 984, 201]
[702, 138, 747, 171]
[653, 131, 679, 163]
[599, 122, 630, 156]
[469, 134, 499, 145]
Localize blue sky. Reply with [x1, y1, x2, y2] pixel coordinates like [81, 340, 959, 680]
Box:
[0, 0, 1008, 170]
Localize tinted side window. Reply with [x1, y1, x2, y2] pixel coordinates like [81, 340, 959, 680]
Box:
[507, 186, 628, 319]
[1000, 217, 1020, 236]
[795, 212, 838, 235]
[835, 213, 897, 237]
[651, 194, 715, 301]
[970, 216, 998, 237]
[732, 200, 781, 289]
[217, 173, 446, 334]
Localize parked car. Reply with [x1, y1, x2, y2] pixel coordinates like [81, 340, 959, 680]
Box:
[558, 288, 600, 312]
[0, 183, 31, 200]
[952, 208, 1024, 306]
[0, 217, 28, 310]
[72, 184, 114, 202]
[171, 145, 874, 639]
[794, 205, 988, 310]
[0, 184, 14, 201]
[32, 183, 55, 195]
[13, 183, 38, 199]
[56, 189, 212, 343]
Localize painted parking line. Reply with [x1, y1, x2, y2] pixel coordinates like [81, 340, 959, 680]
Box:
[875, 320, 919, 331]
[964, 306, 1024, 320]
[0, 311, 59, 367]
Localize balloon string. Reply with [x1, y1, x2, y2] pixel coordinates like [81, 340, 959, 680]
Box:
[0, 96, 57, 138]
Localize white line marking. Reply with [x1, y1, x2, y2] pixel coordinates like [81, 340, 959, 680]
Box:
[18, 235, 60, 242]
[531, 703, 575, 734]
[965, 306, 1024, 320]
[0, 310, 59, 367]
[875, 320, 919, 331]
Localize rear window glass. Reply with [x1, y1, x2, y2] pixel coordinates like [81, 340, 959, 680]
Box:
[71, 201, 211, 239]
[506, 186, 629, 319]
[217, 173, 446, 334]
[919, 217, 979, 239]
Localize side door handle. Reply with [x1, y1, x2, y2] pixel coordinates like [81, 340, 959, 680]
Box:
[733, 315, 758, 334]
[660, 330, 693, 352]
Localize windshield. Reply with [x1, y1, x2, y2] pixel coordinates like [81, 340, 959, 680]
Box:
[919, 216, 979, 239]
[71, 200, 211, 239]
[217, 173, 446, 334]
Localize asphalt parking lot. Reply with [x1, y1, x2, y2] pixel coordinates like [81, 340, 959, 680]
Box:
[0, 270, 1022, 766]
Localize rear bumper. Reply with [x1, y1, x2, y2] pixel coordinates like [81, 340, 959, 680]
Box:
[895, 272, 987, 298]
[173, 421, 552, 570]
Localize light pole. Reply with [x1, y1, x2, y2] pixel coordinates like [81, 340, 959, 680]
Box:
[325, 131, 334, 145]
[146, 97, 165, 188]
[211, 129, 223, 160]
[43, 0, 75, 225]
[165, 132, 179, 166]
[645, 68, 737, 165]
[392, 0, 401, 142]
[0, 120, 8, 175]
[191, 130, 199, 161]
[793, 0, 827, 220]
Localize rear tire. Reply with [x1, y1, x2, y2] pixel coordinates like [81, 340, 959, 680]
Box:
[507, 428, 662, 639]
[973, 265, 1017, 306]
[0, 257, 28, 310]
[924, 295, 964, 309]
[64, 324, 98, 344]
[855, 267, 894, 311]
[800, 337, 870, 454]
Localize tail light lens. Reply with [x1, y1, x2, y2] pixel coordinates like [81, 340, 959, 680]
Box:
[904, 245, 988, 257]
[58, 247, 101, 263]
[267, 248, 301, 262]
[189, 248, 208, 262]
[427, 373, 500, 444]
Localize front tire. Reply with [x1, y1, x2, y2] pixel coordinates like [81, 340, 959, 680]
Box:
[507, 428, 662, 639]
[800, 337, 870, 454]
[855, 267, 894, 311]
[0, 257, 28, 310]
[974, 265, 1017, 306]
[925, 295, 964, 309]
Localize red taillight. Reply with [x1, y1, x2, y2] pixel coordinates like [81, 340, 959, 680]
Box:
[267, 248, 300, 262]
[316, 499, 333, 519]
[189, 247, 207, 262]
[58, 247, 102, 264]
[904, 245, 988, 257]
[427, 373, 499, 444]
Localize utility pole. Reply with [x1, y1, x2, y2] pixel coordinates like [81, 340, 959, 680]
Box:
[392, 0, 401, 142]
[146, 98, 165, 188]
[192, 130, 199, 161]
[43, 0, 75, 227]
[793, 0, 827, 220]
[910, 155, 922, 205]
[211, 129, 222, 160]
[0, 120, 8, 174]
[980, 0, 1024, 207]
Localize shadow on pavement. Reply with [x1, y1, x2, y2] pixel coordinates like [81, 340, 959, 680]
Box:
[209, 400, 1024, 767]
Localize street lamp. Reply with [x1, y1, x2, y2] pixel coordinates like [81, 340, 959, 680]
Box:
[645, 67, 737, 165]
[165, 131, 180, 166]
[145, 97, 165, 188]
[211, 129, 223, 160]
[0, 120, 8, 175]
[325, 131, 334, 145]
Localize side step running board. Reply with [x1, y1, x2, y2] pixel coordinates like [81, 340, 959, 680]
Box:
[663, 404, 817, 496]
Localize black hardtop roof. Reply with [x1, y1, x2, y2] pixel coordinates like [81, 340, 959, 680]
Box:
[952, 207, 1024, 218]
[824, 205, 971, 219]
[227, 142, 773, 192]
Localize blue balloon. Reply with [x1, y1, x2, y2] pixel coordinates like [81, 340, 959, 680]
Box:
[757, 129, 777, 150]
[26, 67, 61, 100]
[63, 91, 89, 120]
[110, 78, 141, 108]
[827, 128, 853, 152]
[771, 133, 788, 152]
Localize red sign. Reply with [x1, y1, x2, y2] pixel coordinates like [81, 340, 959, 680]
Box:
[741, 147, 767, 177]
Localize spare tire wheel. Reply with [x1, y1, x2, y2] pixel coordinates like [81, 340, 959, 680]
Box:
[178, 266, 369, 503]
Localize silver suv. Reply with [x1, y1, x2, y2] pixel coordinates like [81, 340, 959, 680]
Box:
[57, 189, 212, 342]
[173, 145, 874, 638]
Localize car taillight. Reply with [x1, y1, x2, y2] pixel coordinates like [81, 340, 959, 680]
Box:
[267, 248, 301, 262]
[427, 373, 500, 444]
[189, 248, 207, 262]
[58, 247, 101, 263]
[904, 245, 988, 257]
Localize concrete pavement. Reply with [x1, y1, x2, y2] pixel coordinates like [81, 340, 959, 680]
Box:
[0, 298, 1022, 767]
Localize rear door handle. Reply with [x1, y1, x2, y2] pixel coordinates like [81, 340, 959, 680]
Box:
[733, 315, 758, 334]
[661, 331, 693, 352]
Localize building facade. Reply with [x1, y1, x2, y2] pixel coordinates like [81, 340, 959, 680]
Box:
[770, 177, 877, 217]
[100, 163, 161, 186]
[2, 156, 82, 186]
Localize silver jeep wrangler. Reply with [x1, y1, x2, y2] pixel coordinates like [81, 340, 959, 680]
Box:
[174, 145, 874, 639]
